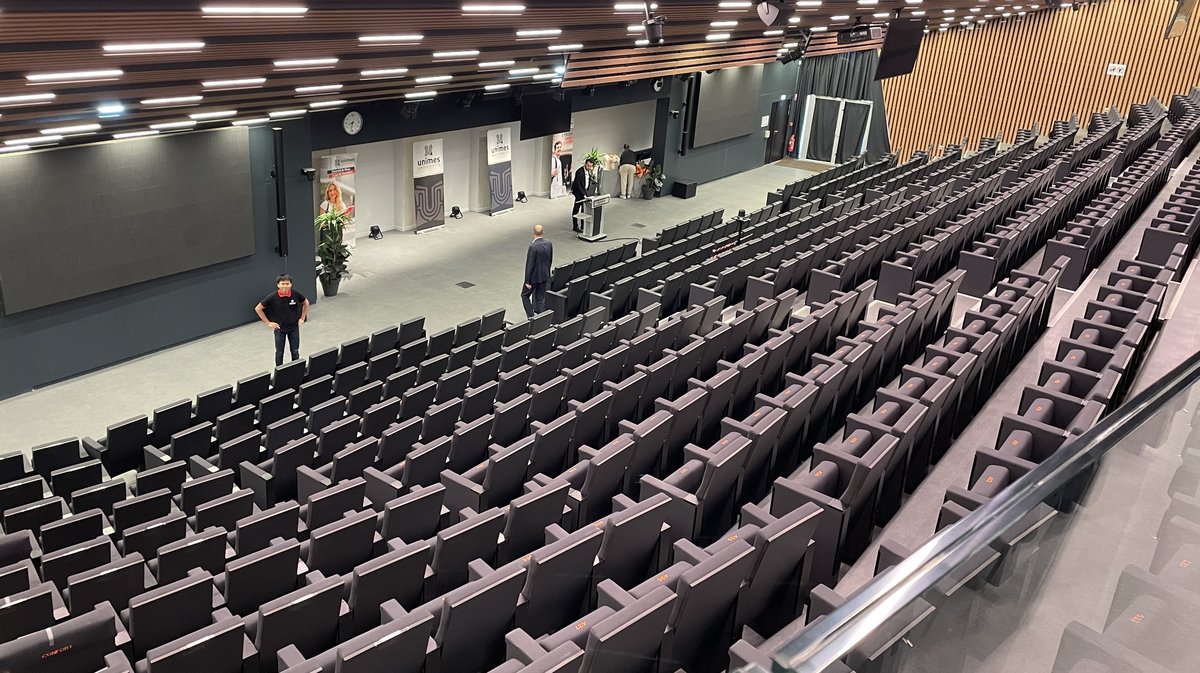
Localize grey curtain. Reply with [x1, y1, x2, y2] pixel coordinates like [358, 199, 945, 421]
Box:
[837, 101, 871, 162]
[796, 50, 892, 162]
[808, 98, 841, 162]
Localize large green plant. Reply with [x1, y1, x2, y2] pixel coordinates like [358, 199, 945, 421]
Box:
[314, 209, 352, 284]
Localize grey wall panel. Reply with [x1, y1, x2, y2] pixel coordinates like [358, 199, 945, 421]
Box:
[691, 65, 766, 148]
[0, 128, 256, 314]
[0, 121, 315, 400]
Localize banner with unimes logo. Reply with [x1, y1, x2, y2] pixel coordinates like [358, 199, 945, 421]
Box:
[412, 138, 445, 233]
[487, 126, 514, 216]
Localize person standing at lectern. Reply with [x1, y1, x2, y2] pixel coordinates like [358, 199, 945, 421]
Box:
[255, 274, 309, 367]
[522, 225, 553, 318]
[618, 144, 638, 199]
[571, 158, 594, 232]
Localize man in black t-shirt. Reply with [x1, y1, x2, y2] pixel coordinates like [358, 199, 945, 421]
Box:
[255, 274, 310, 366]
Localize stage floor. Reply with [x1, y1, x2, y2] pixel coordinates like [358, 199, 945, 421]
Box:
[0, 162, 813, 457]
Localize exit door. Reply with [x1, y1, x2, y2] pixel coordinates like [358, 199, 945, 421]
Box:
[764, 99, 792, 164]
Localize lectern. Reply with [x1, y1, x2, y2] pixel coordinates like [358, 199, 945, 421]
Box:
[574, 194, 610, 242]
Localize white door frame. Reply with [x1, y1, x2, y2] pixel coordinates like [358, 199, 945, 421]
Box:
[798, 94, 874, 165]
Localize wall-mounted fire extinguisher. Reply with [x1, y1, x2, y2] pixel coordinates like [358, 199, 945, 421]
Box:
[787, 134, 796, 155]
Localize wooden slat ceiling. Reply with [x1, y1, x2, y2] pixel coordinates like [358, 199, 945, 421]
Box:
[0, 0, 1058, 145]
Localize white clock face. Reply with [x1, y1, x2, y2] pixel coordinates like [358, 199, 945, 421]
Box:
[343, 111, 363, 135]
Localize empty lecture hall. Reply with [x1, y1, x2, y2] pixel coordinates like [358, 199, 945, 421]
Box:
[2, 1, 1200, 672]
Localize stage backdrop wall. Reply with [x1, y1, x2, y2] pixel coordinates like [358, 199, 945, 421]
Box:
[654, 60, 802, 187]
[317, 100, 656, 234]
[0, 120, 315, 400]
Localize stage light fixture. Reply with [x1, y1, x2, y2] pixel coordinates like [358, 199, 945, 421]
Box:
[450, 206, 464, 219]
[516, 191, 528, 203]
[400, 102, 420, 119]
[369, 225, 383, 240]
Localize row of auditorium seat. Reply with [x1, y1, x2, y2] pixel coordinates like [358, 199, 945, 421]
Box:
[768, 153, 874, 208]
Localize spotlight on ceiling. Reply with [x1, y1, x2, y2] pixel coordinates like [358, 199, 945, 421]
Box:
[400, 102, 420, 120]
[776, 29, 811, 64]
[641, 3, 667, 43]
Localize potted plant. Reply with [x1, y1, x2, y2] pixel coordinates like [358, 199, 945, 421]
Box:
[646, 162, 665, 199]
[582, 147, 605, 177]
[314, 209, 352, 297]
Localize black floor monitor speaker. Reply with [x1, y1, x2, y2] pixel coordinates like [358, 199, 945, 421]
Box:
[671, 181, 698, 199]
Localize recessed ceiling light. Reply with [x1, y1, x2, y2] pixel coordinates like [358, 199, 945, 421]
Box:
[533, 73, 558, 80]
[509, 67, 539, 76]
[939, 26, 948, 30]
[462, 3, 525, 12]
[856, 0, 878, 5]
[269, 109, 307, 118]
[201, 5, 308, 16]
[764, 29, 784, 35]
[911, 10, 926, 15]
[190, 110, 238, 120]
[273, 57, 338, 69]
[479, 60, 516, 68]
[113, 130, 159, 139]
[231, 118, 270, 126]
[810, 25, 828, 31]
[970, 7, 981, 11]
[795, 0, 822, 6]
[711, 20, 738, 27]
[40, 123, 100, 135]
[788, 16, 802, 23]
[97, 103, 125, 115]
[360, 67, 409, 78]
[415, 75, 453, 84]
[831, 14, 850, 19]
[149, 120, 198, 130]
[548, 43, 584, 51]
[782, 41, 799, 48]
[309, 99, 348, 109]
[614, 3, 657, 11]
[295, 84, 343, 93]
[484, 83, 511, 92]
[718, 1, 752, 7]
[516, 28, 562, 37]
[433, 49, 481, 58]
[141, 95, 204, 107]
[6, 135, 61, 146]
[103, 41, 205, 54]
[635, 38, 651, 45]
[0, 93, 56, 107]
[27, 69, 123, 83]
[873, 11, 890, 17]
[358, 34, 424, 43]
[203, 77, 267, 89]
[705, 33, 731, 40]
[943, 9, 956, 13]
[627, 25, 645, 31]
[405, 91, 438, 99]
[0, 145, 31, 153]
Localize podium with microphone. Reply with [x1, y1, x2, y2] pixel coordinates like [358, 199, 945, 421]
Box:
[574, 194, 610, 242]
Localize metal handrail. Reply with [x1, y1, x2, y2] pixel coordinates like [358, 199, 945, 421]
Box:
[769, 348, 1200, 673]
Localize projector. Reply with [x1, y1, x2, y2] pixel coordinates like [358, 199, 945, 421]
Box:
[837, 25, 883, 44]
[642, 15, 666, 43]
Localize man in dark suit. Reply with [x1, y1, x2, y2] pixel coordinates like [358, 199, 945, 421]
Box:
[522, 224, 553, 318]
[570, 158, 595, 232]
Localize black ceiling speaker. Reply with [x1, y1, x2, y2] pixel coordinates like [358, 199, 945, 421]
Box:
[756, 0, 794, 26]
[643, 15, 666, 43]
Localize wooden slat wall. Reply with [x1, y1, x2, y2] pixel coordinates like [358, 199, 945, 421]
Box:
[883, 0, 1200, 158]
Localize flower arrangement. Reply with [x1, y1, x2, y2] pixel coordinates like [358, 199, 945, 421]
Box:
[634, 160, 651, 178]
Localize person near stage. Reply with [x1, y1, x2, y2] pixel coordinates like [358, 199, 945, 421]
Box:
[571, 158, 594, 232]
[255, 274, 309, 367]
[550, 141, 565, 197]
[618, 144, 638, 199]
[522, 225, 553, 318]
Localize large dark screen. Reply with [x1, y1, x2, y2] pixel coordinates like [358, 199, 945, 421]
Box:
[692, 65, 765, 148]
[875, 18, 925, 80]
[520, 94, 572, 140]
[0, 127, 255, 314]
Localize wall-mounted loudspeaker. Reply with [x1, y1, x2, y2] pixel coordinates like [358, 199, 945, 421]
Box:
[756, 0, 793, 26]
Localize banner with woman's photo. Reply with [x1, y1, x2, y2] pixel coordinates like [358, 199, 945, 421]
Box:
[413, 138, 446, 233]
[549, 129, 573, 199]
[319, 153, 357, 247]
[486, 126, 514, 216]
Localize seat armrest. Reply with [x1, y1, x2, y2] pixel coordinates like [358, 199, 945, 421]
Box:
[467, 558, 494, 582]
[363, 466, 404, 509]
[143, 445, 171, 469]
[295, 465, 329, 503]
[739, 502, 774, 528]
[379, 598, 407, 624]
[595, 578, 635, 611]
[188, 455, 219, 478]
[440, 470, 484, 514]
[505, 628, 548, 665]
[238, 461, 274, 509]
[672, 538, 709, 565]
[276, 644, 306, 671]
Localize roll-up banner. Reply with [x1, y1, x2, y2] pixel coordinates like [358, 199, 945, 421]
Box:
[412, 138, 446, 233]
[549, 129, 573, 199]
[487, 127, 514, 216]
[319, 153, 357, 247]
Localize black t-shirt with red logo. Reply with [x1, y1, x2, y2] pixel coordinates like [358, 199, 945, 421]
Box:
[260, 290, 307, 328]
